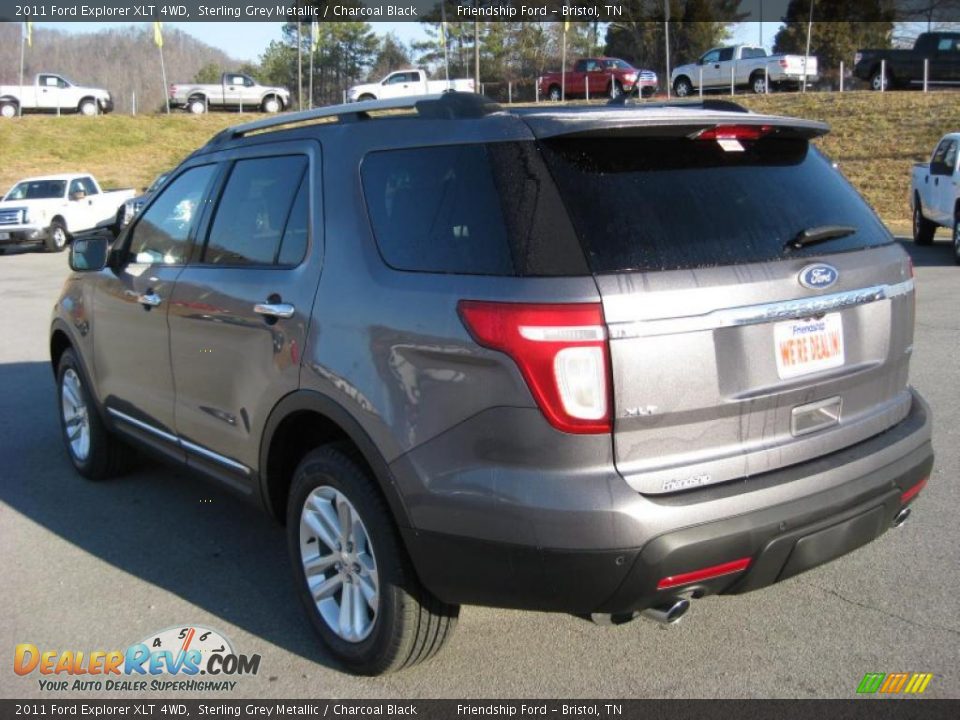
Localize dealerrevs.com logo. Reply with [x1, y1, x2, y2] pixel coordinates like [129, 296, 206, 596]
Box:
[14, 625, 261, 692]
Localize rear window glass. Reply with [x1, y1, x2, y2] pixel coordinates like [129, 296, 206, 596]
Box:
[539, 136, 892, 274]
[361, 143, 587, 276]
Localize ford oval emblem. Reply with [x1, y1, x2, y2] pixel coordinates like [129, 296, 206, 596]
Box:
[798, 263, 838, 290]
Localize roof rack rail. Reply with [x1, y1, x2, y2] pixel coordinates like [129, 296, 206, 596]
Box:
[606, 96, 749, 113]
[206, 92, 501, 147]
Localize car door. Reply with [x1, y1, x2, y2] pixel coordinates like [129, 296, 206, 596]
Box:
[928, 138, 957, 224]
[93, 164, 219, 458]
[931, 36, 960, 82]
[167, 142, 321, 487]
[67, 177, 99, 231]
[36, 74, 63, 110]
[699, 49, 723, 88]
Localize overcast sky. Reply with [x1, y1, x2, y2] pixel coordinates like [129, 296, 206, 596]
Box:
[37, 21, 784, 63]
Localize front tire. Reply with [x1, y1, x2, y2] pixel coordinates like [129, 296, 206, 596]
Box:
[44, 219, 68, 253]
[57, 349, 132, 480]
[871, 69, 889, 91]
[0, 102, 16, 119]
[262, 96, 282, 113]
[953, 216, 960, 265]
[673, 77, 693, 98]
[548, 85, 562, 101]
[608, 81, 624, 99]
[913, 202, 935, 246]
[287, 446, 459, 675]
[79, 99, 97, 116]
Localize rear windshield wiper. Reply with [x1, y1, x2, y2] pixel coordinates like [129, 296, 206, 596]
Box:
[786, 225, 857, 251]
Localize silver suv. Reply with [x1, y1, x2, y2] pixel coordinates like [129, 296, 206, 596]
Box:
[51, 94, 934, 675]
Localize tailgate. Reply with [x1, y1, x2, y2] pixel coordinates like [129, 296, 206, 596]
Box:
[598, 247, 913, 494]
[537, 129, 913, 495]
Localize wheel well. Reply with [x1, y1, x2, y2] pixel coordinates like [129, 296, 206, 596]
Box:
[51, 215, 66, 231]
[0, 95, 19, 106]
[674, 75, 691, 86]
[750, 70, 765, 80]
[188, 93, 206, 103]
[77, 95, 96, 108]
[50, 329, 72, 377]
[265, 410, 375, 524]
[548, 83, 561, 92]
[262, 93, 283, 108]
[954, 199, 960, 220]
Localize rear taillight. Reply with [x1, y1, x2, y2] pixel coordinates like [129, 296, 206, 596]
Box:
[458, 301, 611, 434]
[779, 58, 788, 68]
[695, 124, 773, 141]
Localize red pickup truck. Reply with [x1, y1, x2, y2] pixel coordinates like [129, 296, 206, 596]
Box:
[538, 57, 658, 100]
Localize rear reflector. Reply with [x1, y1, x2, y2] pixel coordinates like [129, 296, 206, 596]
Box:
[901, 476, 928, 504]
[458, 301, 611, 434]
[657, 557, 752, 591]
[695, 125, 773, 141]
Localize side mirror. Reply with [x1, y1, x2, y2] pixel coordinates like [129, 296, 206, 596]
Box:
[69, 232, 110, 272]
[69, 191, 86, 201]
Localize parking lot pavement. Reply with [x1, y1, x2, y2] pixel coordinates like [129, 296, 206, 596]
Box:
[1, 240, 958, 700]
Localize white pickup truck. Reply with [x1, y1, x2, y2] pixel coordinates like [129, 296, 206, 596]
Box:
[0, 73, 113, 118]
[671, 45, 819, 96]
[347, 69, 475, 102]
[0, 174, 135, 253]
[169, 72, 290, 114]
[911, 132, 960, 263]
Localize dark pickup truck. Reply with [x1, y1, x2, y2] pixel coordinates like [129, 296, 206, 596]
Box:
[855, 32, 960, 90]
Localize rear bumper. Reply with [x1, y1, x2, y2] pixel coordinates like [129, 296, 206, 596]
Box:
[401, 391, 933, 614]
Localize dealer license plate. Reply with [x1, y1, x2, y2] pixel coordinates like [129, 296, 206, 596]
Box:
[774, 313, 844, 379]
[0, 232, 9, 240]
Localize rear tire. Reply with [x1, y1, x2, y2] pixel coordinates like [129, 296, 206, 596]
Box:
[673, 77, 692, 98]
[287, 446, 459, 675]
[57, 349, 133, 480]
[913, 202, 935, 246]
[188, 98, 206, 114]
[44, 219, 68, 253]
[751, 73, 767, 94]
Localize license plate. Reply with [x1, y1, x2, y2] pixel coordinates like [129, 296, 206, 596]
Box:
[0, 232, 9, 240]
[775, 313, 844, 379]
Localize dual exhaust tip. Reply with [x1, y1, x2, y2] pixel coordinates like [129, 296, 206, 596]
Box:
[591, 597, 691, 627]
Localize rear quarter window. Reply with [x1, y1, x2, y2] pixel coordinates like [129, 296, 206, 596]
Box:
[360, 143, 587, 277]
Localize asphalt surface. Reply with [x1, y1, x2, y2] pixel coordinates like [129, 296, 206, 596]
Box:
[1, 238, 958, 700]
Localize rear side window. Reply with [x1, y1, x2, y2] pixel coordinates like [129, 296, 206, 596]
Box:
[539, 136, 892, 274]
[361, 143, 587, 276]
[203, 155, 308, 266]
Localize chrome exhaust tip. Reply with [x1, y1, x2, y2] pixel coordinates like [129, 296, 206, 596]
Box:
[892, 507, 911, 529]
[640, 598, 691, 625]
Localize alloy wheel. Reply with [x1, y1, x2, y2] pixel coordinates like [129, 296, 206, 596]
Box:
[299, 486, 379, 643]
[61, 368, 91, 462]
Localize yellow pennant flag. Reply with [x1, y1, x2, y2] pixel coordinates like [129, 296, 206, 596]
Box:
[153, 21, 163, 49]
[564, 20, 570, 33]
[25, 22, 32, 47]
[439, 21, 447, 50]
[311, 21, 319, 52]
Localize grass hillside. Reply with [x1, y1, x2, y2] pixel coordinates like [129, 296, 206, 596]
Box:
[1, 92, 958, 225]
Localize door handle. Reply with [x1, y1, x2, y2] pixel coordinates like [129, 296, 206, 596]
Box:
[254, 302, 295, 319]
[138, 292, 162, 308]
[935, 177, 939, 186]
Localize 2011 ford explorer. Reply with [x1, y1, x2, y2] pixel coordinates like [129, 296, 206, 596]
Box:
[51, 93, 934, 675]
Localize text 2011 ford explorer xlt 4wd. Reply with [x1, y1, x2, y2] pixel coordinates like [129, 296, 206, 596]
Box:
[51, 93, 934, 675]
